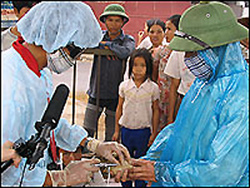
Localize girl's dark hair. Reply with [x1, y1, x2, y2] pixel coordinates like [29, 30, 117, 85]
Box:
[128, 48, 153, 80]
[147, 18, 166, 33]
[167, 14, 181, 30]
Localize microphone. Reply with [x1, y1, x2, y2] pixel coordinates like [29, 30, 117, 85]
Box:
[1, 84, 70, 172]
[28, 84, 70, 170]
[39, 84, 70, 129]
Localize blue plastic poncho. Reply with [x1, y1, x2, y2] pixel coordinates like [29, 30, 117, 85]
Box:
[16, 1, 103, 53]
[142, 42, 249, 187]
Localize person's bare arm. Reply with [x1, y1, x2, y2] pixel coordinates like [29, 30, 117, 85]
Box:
[167, 78, 180, 125]
[148, 99, 159, 146]
[112, 96, 124, 142]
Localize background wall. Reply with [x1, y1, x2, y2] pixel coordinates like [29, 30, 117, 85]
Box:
[84, 1, 191, 42]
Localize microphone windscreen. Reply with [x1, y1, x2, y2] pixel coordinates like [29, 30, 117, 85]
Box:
[41, 84, 69, 129]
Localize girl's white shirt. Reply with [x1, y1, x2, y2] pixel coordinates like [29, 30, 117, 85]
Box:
[118, 78, 160, 130]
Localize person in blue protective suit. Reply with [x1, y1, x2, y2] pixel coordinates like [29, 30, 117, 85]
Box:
[1, 2, 131, 187]
[114, 1, 249, 187]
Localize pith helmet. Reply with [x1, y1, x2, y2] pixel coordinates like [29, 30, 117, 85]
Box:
[169, 1, 249, 52]
[99, 4, 129, 25]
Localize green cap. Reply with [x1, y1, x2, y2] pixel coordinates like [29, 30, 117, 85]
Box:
[169, 1, 249, 51]
[99, 4, 129, 25]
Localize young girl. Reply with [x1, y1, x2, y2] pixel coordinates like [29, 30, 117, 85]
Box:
[112, 48, 160, 187]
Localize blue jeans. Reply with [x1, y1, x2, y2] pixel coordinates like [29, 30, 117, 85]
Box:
[121, 127, 151, 187]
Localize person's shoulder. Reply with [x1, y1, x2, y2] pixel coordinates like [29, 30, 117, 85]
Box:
[172, 50, 185, 56]
[124, 78, 133, 85]
[146, 79, 159, 89]
[124, 34, 135, 41]
[119, 79, 134, 91]
[120, 79, 130, 87]
[169, 50, 185, 62]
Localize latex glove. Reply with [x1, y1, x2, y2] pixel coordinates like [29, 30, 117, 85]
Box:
[86, 138, 131, 166]
[48, 158, 100, 186]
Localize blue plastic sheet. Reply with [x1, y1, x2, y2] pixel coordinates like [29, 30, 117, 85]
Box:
[142, 42, 249, 187]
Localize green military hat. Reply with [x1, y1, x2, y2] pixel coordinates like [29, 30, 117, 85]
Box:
[169, 1, 249, 52]
[99, 4, 129, 25]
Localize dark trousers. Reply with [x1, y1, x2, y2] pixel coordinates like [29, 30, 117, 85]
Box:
[120, 127, 151, 187]
[83, 97, 118, 141]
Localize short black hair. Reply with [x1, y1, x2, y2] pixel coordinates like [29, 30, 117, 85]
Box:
[167, 14, 181, 30]
[12, 1, 40, 12]
[145, 19, 154, 28]
[128, 48, 153, 80]
[147, 18, 166, 33]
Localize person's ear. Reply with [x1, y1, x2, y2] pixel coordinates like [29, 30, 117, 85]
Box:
[18, 7, 30, 20]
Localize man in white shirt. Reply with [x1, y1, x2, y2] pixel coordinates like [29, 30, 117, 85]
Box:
[164, 51, 195, 97]
[164, 50, 195, 124]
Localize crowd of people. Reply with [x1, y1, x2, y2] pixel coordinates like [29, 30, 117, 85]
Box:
[1, 1, 249, 187]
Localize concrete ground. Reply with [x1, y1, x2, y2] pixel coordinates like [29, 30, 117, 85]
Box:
[52, 55, 122, 186]
[52, 54, 107, 140]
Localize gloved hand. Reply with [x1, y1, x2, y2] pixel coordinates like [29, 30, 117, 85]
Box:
[86, 138, 131, 166]
[48, 158, 100, 186]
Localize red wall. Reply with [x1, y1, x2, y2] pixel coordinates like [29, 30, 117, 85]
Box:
[84, 1, 191, 42]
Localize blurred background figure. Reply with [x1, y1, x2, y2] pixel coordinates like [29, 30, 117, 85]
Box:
[83, 3, 135, 141]
[136, 19, 153, 49]
[146, 19, 166, 82]
[163, 14, 195, 126]
[1, 1, 40, 51]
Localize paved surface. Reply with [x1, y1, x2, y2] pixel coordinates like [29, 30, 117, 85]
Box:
[52, 56, 122, 186]
[53, 55, 94, 93]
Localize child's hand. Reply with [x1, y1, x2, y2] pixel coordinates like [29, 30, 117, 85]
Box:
[147, 134, 156, 147]
[138, 31, 145, 39]
[112, 132, 119, 142]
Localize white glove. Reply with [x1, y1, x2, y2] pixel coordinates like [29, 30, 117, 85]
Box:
[86, 138, 131, 166]
[48, 158, 100, 186]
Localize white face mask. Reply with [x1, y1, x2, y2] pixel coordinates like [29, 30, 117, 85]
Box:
[47, 48, 75, 74]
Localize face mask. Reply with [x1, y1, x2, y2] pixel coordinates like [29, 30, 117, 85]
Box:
[184, 54, 213, 81]
[47, 48, 75, 74]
